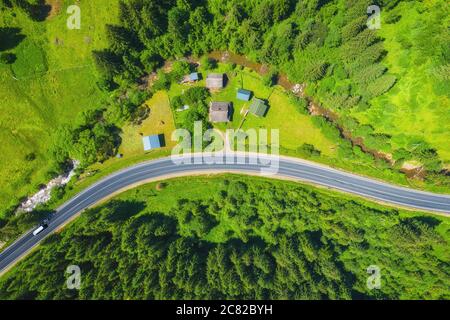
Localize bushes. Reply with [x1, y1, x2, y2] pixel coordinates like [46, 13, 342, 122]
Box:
[171, 87, 211, 134]
[152, 60, 193, 90]
[290, 96, 309, 114]
[311, 116, 341, 141]
[200, 56, 217, 70]
[262, 68, 278, 87]
[0, 52, 15, 64]
[297, 143, 321, 157]
[49, 107, 122, 169]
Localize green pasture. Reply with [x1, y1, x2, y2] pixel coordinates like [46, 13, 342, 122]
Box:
[353, 2, 450, 163]
[0, 0, 119, 215]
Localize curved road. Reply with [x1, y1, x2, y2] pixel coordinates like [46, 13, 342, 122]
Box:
[1, 153, 450, 274]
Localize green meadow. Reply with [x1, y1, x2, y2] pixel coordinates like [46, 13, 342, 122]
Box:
[353, 1, 450, 164]
[0, 1, 119, 216]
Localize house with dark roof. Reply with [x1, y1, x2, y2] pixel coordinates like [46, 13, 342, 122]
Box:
[237, 88, 252, 101]
[209, 101, 230, 123]
[249, 98, 268, 117]
[206, 73, 224, 89]
[142, 134, 163, 151]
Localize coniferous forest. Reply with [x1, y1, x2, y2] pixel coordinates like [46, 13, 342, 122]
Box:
[1, 176, 448, 300]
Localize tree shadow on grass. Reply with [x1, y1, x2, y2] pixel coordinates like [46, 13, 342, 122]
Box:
[28, 2, 52, 22]
[0, 27, 26, 51]
[102, 200, 147, 223]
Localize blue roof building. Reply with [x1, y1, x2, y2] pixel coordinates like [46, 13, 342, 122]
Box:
[237, 88, 252, 101]
[189, 72, 199, 81]
[142, 135, 162, 151]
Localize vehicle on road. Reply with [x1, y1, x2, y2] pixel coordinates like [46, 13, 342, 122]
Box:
[32, 222, 48, 236]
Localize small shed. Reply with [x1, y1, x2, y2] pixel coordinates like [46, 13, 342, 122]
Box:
[189, 72, 199, 81]
[237, 89, 252, 101]
[249, 98, 268, 117]
[142, 134, 162, 151]
[206, 73, 224, 89]
[209, 102, 230, 123]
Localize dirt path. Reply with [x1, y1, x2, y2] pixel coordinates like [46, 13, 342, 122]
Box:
[46, 0, 62, 20]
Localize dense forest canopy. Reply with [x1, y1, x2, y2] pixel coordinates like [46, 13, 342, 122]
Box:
[95, 0, 401, 100]
[0, 176, 448, 299]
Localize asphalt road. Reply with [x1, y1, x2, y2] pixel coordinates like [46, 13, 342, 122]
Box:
[1, 153, 450, 274]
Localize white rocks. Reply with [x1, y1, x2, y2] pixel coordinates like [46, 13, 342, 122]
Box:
[292, 83, 305, 95]
[16, 160, 80, 213]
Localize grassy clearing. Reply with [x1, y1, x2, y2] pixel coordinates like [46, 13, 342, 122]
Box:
[0, 0, 119, 216]
[118, 91, 177, 157]
[353, 2, 450, 163]
[73, 91, 176, 190]
[222, 71, 336, 156]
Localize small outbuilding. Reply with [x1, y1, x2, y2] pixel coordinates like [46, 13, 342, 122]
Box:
[237, 88, 252, 101]
[209, 101, 230, 123]
[249, 98, 268, 117]
[189, 72, 199, 82]
[142, 134, 163, 151]
[206, 73, 224, 89]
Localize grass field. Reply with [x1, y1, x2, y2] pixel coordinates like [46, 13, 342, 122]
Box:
[118, 91, 177, 157]
[216, 70, 336, 156]
[353, 1, 450, 163]
[0, 1, 119, 216]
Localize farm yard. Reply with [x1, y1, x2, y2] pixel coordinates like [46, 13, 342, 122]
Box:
[167, 63, 337, 157]
[117, 91, 176, 157]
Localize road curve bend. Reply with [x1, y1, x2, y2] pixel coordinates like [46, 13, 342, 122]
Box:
[1, 153, 450, 274]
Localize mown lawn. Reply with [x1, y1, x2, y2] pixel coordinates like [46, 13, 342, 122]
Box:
[0, 0, 119, 216]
